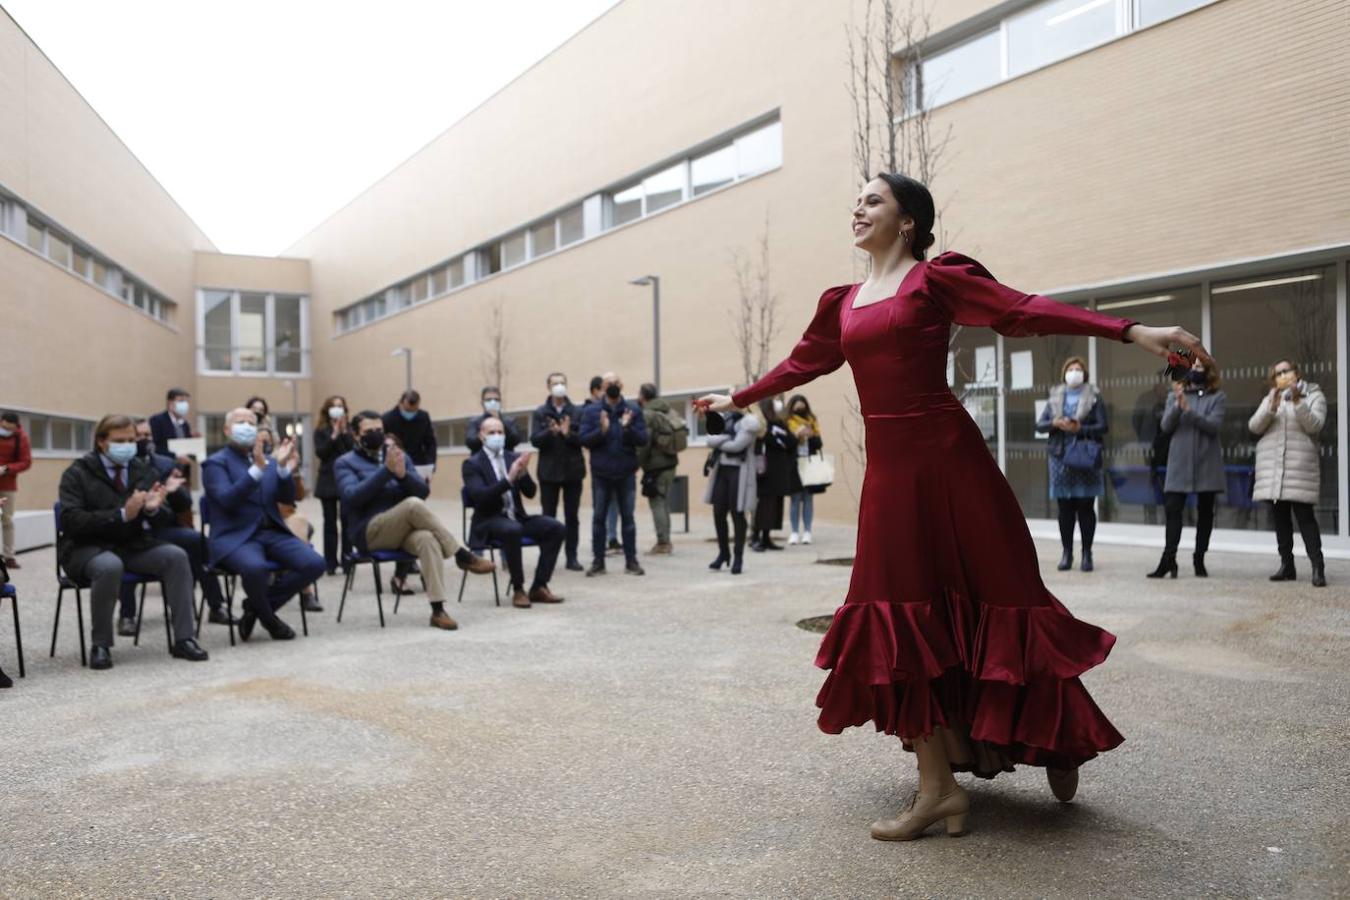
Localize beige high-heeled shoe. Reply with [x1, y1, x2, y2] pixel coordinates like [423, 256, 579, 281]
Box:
[1047, 766, 1079, 802]
[870, 785, 970, 841]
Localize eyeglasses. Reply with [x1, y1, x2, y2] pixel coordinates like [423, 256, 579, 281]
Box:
[1273, 368, 1295, 377]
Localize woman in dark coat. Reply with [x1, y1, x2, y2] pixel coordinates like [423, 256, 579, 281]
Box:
[752, 396, 800, 551]
[314, 395, 355, 575]
[1035, 356, 1108, 572]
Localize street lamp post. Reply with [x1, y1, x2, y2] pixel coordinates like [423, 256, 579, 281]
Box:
[391, 347, 413, 392]
[628, 275, 660, 394]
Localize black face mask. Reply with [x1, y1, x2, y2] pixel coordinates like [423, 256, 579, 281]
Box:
[136, 438, 152, 457]
[605, 384, 621, 399]
[360, 430, 385, 452]
[1188, 370, 1208, 386]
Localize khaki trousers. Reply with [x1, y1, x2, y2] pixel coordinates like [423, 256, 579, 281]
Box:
[0, 490, 14, 557]
[364, 497, 462, 602]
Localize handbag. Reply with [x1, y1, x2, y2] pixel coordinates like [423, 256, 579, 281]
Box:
[797, 452, 835, 488]
[1062, 436, 1102, 471]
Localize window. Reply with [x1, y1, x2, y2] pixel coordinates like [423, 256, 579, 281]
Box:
[610, 183, 643, 227]
[430, 267, 447, 296]
[502, 230, 527, 269]
[200, 289, 310, 376]
[1007, 0, 1119, 77]
[408, 275, 428, 304]
[735, 120, 783, 177]
[47, 232, 71, 268]
[481, 244, 503, 277]
[529, 220, 556, 258]
[448, 256, 465, 289]
[16, 411, 94, 455]
[72, 247, 91, 278]
[558, 205, 584, 246]
[1137, 0, 1211, 27]
[92, 259, 109, 288]
[433, 418, 472, 450]
[919, 29, 1002, 109]
[642, 163, 685, 214]
[692, 144, 736, 196]
[25, 220, 43, 252]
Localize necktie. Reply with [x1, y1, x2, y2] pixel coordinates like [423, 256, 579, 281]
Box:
[113, 465, 126, 492]
[491, 454, 515, 520]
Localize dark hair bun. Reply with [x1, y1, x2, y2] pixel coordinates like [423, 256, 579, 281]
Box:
[875, 172, 937, 260]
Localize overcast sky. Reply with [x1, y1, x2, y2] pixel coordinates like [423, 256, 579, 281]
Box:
[4, 0, 621, 256]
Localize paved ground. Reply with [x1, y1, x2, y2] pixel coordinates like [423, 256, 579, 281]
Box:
[1, 498, 1347, 899]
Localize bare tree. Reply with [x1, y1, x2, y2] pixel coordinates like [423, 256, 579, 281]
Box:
[479, 299, 509, 394]
[729, 213, 782, 385]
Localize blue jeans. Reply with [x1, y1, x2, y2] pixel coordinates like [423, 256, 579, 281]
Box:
[789, 491, 814, 532]
[592, 474, 636, 564]
[593, 478, 619, 542]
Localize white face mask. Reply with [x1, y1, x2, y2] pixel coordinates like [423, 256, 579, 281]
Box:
[0, 427, 12, 438]
[483, 399, 502, 413]
[173, 400, 190, 417]
[328, 406, 346, 420]
[550, 383, 567, 399]
[772, 399, 785, 414]
[1064, 369, 1085, 388]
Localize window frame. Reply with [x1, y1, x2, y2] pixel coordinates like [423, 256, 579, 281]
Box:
[196, 288, 311, 377]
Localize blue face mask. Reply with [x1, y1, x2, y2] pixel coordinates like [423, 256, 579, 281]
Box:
[483, 399, 502, 413]
[173, 400, 190, 417]
[400, 408, 418, 421]
[230, 422, 258, 446]
[484, 434, 506, 453]
[106, 442, 137, 465]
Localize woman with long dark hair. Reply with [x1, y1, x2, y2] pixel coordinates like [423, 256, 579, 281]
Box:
[315, 395, 354, 575]
[698, 172, 1209, 840]
[751, 396, 797, 552]
[784, 394, 824, 545]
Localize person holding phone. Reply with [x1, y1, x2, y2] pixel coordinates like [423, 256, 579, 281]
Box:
[315, 395, 355, 575]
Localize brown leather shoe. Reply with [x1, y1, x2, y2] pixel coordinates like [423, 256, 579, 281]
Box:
[456, 553, 496, 575]
[528, 586, 564, 604]
[649, 542, 673, 555]
[2, 556, 19, 569]
[512, 589, 532, 608]
[429, 609, 459, 630]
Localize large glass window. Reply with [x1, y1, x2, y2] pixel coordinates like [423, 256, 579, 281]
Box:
[529, 220, 557, 257]
[408, 275, 428, 304]
[1007, 0, 1119, 77]
[1137, 0, 1212, 27]
[25, 220, 43, 252]
[47, 232, 71, 268]
[920, 29, 1002, 110]
[948, 326, 1002, 457]
[1005, 330, 1092, 519]
[502, 231, 527, 268]
[201, 289, 309, 376]
[610, 183, 643, 227]
[735, 120, 783, 178]
[558, 205, 584, 246]
[643, 163, 685, 214]
[692, 144, 736, 196]
[72, 247, 91, 278]
[430, 267, 447, 296]
[1096, 288, 1202, 524]
[448, 256, 466, 288]
[1211, 267, 1338, 533]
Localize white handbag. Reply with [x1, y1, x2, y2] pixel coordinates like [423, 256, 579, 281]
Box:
[797, 452, 835, 488]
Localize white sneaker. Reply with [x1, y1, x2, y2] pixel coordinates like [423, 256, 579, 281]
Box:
[788, 533, 799, 545]
[802, 532, 813, 544]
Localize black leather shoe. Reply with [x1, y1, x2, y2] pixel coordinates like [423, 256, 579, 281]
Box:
[118, 617, 137, 637]
[586, 562, 606, 577]
[90, 646, 113, 670]
[208, 608, 238, 626]
[301, 592, 323, 612]
[1193, 552, 1208, 578]
[325, 566, 339, 577]
[170, 638, 210, 661]
[1311, 559, 1327, 587]
[1081, 549, 1094, 572]
[264, 618, 296, 640]
[624, 561, 645, 576]
[1269, 558, 1296, 581]
[730, 556, 743, 575]
[0, 667, 13, 689]
[237, 611, 257, 642]
[709, 553, 729, 571]
[565, 559, 585, 572]
[1057, 548, 1073, 571]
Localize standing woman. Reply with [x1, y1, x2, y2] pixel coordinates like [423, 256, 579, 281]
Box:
[698, 172, 1208, 840]
[1148, 358, 1226, 579]
[752, 396, 797, 552]
[1249, 359, 1328, 587]
[314, 395, 355, 576]
[703, 406, 760, 575]
[785, 394, 823, 545]
[1036, 357, 1107, 572]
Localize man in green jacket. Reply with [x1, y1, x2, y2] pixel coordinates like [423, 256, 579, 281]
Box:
[636, 384, 685, 555]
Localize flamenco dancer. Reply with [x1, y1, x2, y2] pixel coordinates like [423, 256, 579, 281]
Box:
[697, 173, 1211, 841]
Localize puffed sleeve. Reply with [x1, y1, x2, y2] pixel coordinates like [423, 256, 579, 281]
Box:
[925, 252, 1137, 342]
[732, 285, 850, 409]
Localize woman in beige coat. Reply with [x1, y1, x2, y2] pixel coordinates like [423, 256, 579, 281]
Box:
[1248, 359, 1327, 587]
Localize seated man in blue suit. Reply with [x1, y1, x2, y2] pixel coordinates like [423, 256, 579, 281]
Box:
[337, 410, 495, 631]
[116, 417, 232, 636]
[463, 415, 566, 609]
[202, 407, 325, 641]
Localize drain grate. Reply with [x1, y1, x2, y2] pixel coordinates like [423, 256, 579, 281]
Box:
[796, 614, 834, 633]
[814, 557, 855, 567]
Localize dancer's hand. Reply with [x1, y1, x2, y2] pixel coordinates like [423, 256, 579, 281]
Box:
[696, 394, 735, 413]
[1125, 324, 1213, 369]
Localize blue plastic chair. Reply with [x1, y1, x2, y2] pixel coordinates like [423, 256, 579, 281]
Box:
[457, 485, 536, 608]
[337, 547, 421, 627]
[2, 580, 23, 679]
[51, 502, 168, 666]
[199, 494, 310, 646]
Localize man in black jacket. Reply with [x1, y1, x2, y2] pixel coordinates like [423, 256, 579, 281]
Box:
[530, 372, 586, 571]
[463, 416, 565, 608]
[466, 385, 521, 454]
[58, 414, 210, 670]
[382, 389, 438, 468]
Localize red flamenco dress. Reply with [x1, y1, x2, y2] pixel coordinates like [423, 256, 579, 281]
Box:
[732, 252, 1129, 776]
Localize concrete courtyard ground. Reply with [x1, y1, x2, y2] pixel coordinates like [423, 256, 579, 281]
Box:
[1, 498, 1347, 898]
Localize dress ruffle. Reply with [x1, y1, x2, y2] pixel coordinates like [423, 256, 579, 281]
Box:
[813, 592, 1123, 775]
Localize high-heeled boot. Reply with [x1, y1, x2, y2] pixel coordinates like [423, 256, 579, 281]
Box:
[1057, 545, 1073, 571]
[1269, 556, 1296, 581]
[871, 785, 970, 841]
[1311, 552, 1327, 588]
[1146, 550, 1178, 579]
[730, 554, 743, 575]
[1192, 552, 1208, 578]
[709, 550, 729, 571]
[1080, 548, 1094, 572]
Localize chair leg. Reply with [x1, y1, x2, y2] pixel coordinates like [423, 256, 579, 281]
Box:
[372, 562, 386, 628]
[456, 568, 468, 604]
[299, 587, 309, 637]
[338, 566, 353, 623]
[51, 587, 63, 658]
[226, 577, 237, 648]
[490, 549, 501, 608]
[134, 582, 147, 647]
[194, 591, 205, 637]
[11, 596, 24, 678]
[75, 588, 87, 667]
